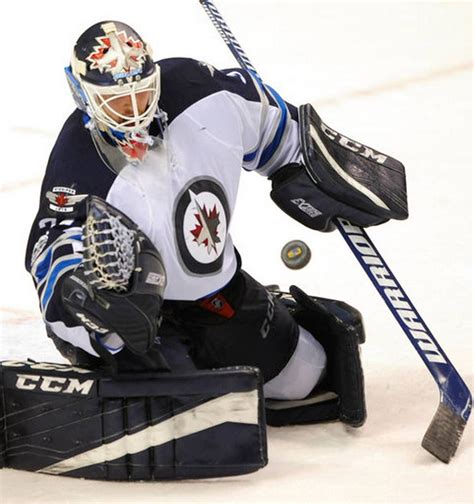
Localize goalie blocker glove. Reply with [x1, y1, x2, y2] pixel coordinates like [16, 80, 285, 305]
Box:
[61, 196, 167, 361]
[270, 104, 409, 231]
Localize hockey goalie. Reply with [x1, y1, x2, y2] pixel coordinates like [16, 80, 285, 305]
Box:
[0, 20, 407, 480]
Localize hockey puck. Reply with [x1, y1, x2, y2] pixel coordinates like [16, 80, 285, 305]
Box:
[281, 240, 311, 270]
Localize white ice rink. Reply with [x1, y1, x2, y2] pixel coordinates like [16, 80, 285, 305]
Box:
[1, 1, 472, 502]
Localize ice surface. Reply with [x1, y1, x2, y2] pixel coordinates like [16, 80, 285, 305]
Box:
[1, 1, 472, 502]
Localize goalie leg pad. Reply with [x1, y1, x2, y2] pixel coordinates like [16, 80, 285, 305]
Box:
[0, 360, 267, 480]
[265, 286, 366, 427]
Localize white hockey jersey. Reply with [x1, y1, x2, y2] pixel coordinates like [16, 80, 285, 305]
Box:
[25, 57, 301, 355]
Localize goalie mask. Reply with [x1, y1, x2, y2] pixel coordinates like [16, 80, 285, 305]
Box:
[66, 21, 162, 163]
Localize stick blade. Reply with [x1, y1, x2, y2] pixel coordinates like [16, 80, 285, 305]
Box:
[421, 403, 468, 463]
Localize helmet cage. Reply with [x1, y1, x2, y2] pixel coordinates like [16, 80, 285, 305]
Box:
[79, 67, 160, 133]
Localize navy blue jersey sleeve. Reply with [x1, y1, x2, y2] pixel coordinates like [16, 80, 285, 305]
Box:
[27, 202, 85, 333]
[158, 58, 301, 176]
[25, 110, 119, 356]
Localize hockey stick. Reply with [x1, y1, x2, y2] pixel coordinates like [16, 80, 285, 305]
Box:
[198, 0, 472, 463]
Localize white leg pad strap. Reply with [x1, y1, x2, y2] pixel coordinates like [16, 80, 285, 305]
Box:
[263, 325, 327, 400]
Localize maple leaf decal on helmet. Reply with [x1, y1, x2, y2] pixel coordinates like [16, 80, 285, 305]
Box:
[86, 24, 147, 79]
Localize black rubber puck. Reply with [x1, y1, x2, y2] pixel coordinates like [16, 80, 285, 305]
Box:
[281, 240, 311, 269]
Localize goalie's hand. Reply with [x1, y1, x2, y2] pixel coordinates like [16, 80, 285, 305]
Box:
[61, 196, 167, 355]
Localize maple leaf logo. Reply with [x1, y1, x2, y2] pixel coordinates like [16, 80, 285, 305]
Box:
[55, 193, 69, 207]
[189, 195, 221, 255]
[86, 25, 146, 77]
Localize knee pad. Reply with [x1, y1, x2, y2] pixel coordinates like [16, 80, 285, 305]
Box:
[263, 326, 326, 400]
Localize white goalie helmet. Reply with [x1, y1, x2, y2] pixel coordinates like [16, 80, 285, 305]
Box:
[66, 21, 162, 161]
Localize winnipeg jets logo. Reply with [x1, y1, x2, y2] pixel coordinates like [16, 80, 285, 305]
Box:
[175, 179, 230, 275]
[86, 22, 146, 80]
[184, 189, 226, 262]
[189, 190, 221, 254]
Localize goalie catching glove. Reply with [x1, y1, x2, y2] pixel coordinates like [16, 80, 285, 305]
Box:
[61, 196, 167, 356]
[270, 104, 409, 231]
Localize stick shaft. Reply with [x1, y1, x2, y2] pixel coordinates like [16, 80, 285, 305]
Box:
[199, 0, 259, 76]
[335, 219, 471, 420]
